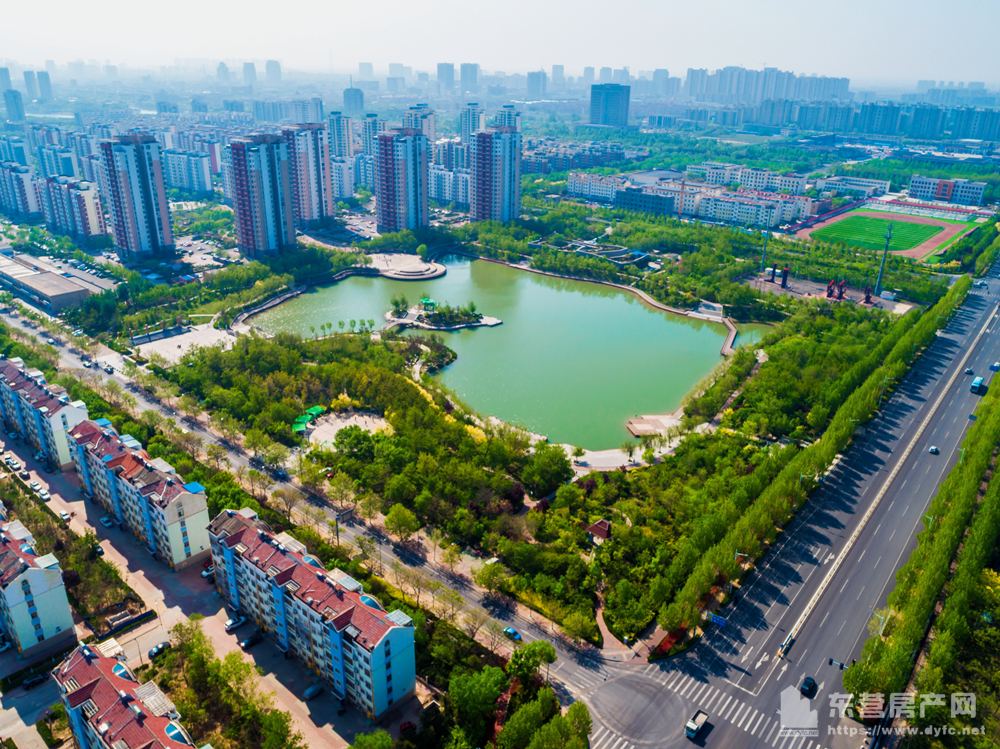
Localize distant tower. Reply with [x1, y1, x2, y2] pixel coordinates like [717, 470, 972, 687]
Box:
[437, 63, 455, 92]
[343, 80, 364, 113]
[36, 71, 52, 101]
[589, 84, 631, 127]
[460, 103, 485, 144]
[23, 71, 39, 99]
[0, 68, 11, 92]
[216, 62, 229, 83]
[243, 62, 257, 86]
[265, 60, 281, 83]
[3, 90, 26, 121]
[460, 63, 479, 94]
[359, 62, 374, 79]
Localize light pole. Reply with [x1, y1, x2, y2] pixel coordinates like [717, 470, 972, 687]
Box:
[923, 514, 935, 528]
[870, 609, 887, 637]
[959, 447, 966, 465]
[731, 551, 748, 593]
[878, 376, 895, 409]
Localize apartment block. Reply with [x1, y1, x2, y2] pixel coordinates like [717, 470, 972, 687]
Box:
[0, 358, 89, 469]
[402, 104, 435, 142]
[282, 124, 335, 227]
[815, 175, 891, 198]
[909, 175, 986, 206]
[39, 146, 77, 179]
[589, 84, 631, 128]
[33, 176, 107, 243]
[470, 126, 522, 222]
[162, 149, 213, 196]
[0, 136, 29, 166]
[567, 172, 628, 202]
[70, 420, 211, 570]
[3, 90, 25, 122]
[331, 157, 354, 200]
[224, 134, 295, 257]
[99, 135, 174, 258]
[0, 514, 75, 658]
[327, 112, 354, 158]
[208, 508, 416, 720]
[375, 128, 429, 233]
[429, 165, 471, 207]
[0, 163, 42, 220]
[54, 644, 197, 749]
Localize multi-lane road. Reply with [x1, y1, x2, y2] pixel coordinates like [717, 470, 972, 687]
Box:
[578, 274, 1000, 749]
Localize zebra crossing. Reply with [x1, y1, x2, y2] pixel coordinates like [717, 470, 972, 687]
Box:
[587, 665, 835, 749]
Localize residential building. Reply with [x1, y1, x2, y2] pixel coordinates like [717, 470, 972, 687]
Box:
[495, 104, 522, 131]
[54, 644, 197, 749]
[289, 98, 324, 124]
[331, 157, 354, 199]
[23, 72, 39, 100]
[39, 146, 77, 179]
[0, 136, 28, 166]
[470, 126, 522, 222]
[224, 134, 295, 257]
[3, 90, 25, 122]
[327, 112, 354, 158]
[613, 186, 675, 216]
[0, 68, 11, 92]
[0, 516, 75, 657]
[582, 67, 595, 87]
[437, 63, 455, 91]
[282, 124, 335, 227]
[685, 162, 743, 185]
[163, 150, 213, 196]
[343, 87, 364, 114]
[567, 172, 627, 202]
[362, 114, 386, 155]
[854, 103, 902, 135]
[526, 71, 547, 100]
[460, 103, 485, 145]
[375, 128, 429, 233]
[909, 175, 986, 206]
[589, 84, 630, 127]
[208, 508, 416, 720]
[428, 165, 471, 207]
[36, 72, 52, 101]
[217, 61, 229, 83]
[815, 175, 890, 198]
[0, 163, 41, 220]
[737, 167, 806, 195]
[266, 60, 282, 83]
[907, 104, 947, 139]
[0, 357, 89, 467]
[99, 135, 174, 258]
[244, 62, 257, 86]
[70, 420, 211, 570]
[460, 63, 479, 94]
[359, 63, 374, 79]
[33, 177, 107, 243]
[402, 104, 435, 142]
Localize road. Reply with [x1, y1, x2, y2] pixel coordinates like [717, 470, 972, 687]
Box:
[577, 274, 1000, 749]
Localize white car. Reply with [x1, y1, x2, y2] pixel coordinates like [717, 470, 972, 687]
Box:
[38, 490, 50, 501]
[224, 616, 246, 632]
[100, 517, 115, 528]
[0, 641, 11, 653]
[58, 511, 71, 523]
[28, 481, 40, 492]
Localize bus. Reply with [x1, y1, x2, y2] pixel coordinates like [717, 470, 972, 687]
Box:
[971, 376, 984, 394]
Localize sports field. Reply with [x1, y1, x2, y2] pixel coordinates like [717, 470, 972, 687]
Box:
[810, 214, 942, 252]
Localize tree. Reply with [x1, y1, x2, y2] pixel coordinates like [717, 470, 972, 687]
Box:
[437, 588, 466, 623]
[562, 612, 598, 643]
[482, 620, 507, 654]
[565, 702, 593, 740]
[358, 492, 382, 524]
[244, 428, 270, 455]
[508, 640, 557, 687]
[472, 561, 507, 596]
[178, 394, 203, 420]
[272, 488, 299, 519]
[462, 607, 490, 639]
[327, 471, 356, 510]
[571, 445, 585, 463]
[442, 543, 462, 573]
[522, 442, 572, 497]
[384, 504, 419, 542]
[348, 730, 393, 749]
[449, 666, 506, 748]
[427, 527, 446, 561]
[620, 439, 636, 463]
[206, 444, 230, 472]
[263, 442, 290, 468]
[175, 430, 204, 458]
[138, 409, 164, 431]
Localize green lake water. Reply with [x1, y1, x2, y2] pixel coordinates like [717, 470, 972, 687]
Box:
[253, 256, 768, 449]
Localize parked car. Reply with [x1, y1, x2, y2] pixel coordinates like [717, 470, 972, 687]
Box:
[201, 566, 215, 578]
[224, 616, 246, 632]
[303, 684, 324, 700]
[17, 470, 28, 480]
[240, 631, 263, 649]
[503, 626, 522, 642]
[38, 490, 50, 501]
[400, 721, 416, 733]
[93, 544, 104, 556]
[28, 481, 40, 492]
[148, 642, 172, 660]
[58, 511, 71, 523]
[21, 674, 47, 691]
[100, 516, 115, 528]
[203, 558, 214, 568]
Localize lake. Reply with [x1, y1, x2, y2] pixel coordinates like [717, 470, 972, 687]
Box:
[253, 256, 767, 449]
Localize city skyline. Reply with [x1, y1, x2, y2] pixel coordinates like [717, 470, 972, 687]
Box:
[1, 0, 998, 87]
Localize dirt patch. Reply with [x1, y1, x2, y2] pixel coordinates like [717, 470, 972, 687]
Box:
[797, 210, 978, 259]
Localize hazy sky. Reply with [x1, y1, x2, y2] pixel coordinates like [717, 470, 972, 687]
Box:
[3, 0, 998, 86]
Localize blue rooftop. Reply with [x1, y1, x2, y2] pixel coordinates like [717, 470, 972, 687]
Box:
[94, 418, 112, 427]
[183, 482, 206, 494]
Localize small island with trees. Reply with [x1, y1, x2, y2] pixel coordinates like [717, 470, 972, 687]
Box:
[386, 294, 502, 331]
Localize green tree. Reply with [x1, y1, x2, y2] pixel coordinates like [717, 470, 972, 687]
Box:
[384, 503, 420, 542]
[562, 612, 599, 642]
[507, 640, 557, 687]
[348, 730, 393, 749]
[522, 442, 572, 497]
[472, 561, 507, 595]
[449, 666, 506, 747]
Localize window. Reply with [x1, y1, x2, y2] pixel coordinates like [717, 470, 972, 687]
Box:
[37, 634, 44, 643]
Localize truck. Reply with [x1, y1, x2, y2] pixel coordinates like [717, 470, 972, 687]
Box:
[685, 710, 708, 739]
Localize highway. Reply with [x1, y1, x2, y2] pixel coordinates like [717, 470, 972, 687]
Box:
[578, 271, 1000, 749]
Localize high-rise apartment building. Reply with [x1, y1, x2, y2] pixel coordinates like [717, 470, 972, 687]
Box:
[70, 420, 212, 569]
[470, 124, 522, 223]
[460, 63, 479, 94]
[344, 86, 364, 113]
[359, 62, 374, 79]
[376, 128, 429, 233]
[327, 112, 354, 158]
[907, 104, 947, 139]
[217, 61, 230, 83]
[33, 176, 107, 243]
[4, 90, 25, 122]
[0, 135, 30, 166]
[527, 71, 547, 100]
[282, 124, 335, 227]
[437, 63, 455, 91]
[0, 163, 40, 220]
[582, 67, 595, 87]
[460, 103, 485, 144]
[0, 513, 75, 658]
[266, 60, 282, 82]
[0, 68, 11, 92]
[99, 135, 174, 258]
[208, 507, 416, 720]
[163, 150, 213, 196]
[224, 134, 295, 257]
[854, 102, 902, 135]
[495, 104, 522, 131]
[362, 114, 386, 154]
[244, 62, 257, 85]
[402, 104, 435, 141]
[599, 67, 613, 84]
[551, 65, 565, 88]
[289, 98, 324, 124]
[23, 71, 39, 100]
[39, 146, 77, 179]
[36, 72, 52, 101]
[590, 84, 631, 127]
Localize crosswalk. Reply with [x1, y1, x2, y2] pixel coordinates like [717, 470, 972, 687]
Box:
[587, 665, 835, 749]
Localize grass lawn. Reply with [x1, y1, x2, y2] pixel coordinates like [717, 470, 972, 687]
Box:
[812, 214, 942, 252]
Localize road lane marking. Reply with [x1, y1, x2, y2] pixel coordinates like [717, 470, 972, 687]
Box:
[665, 672, 683, 690]
[766, 719, 778, 743]
[717, 695, 734, 717]
[703, 688, 721, 711]
[752, 712, 765, 734]
[856, 585, 865, 599]
[679, 676, 697, 697]
[691, 682, 709, 702]
[728, 702, 746, 722]
[608, 737, 625, 749]
[738, 707, 756, 729]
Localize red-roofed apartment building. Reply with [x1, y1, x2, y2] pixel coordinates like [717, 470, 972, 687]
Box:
[0, 356, 89, 470]
[53, 643, 199, 749]
[208, 508, 416, 720]
[69, 420, 211, 570]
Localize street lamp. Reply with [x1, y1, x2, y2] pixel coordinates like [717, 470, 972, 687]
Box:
[731, 552, 748, 594]
[870, 609, 887, 637]
[959, 447, 966, 465]
[878, 376, 895, 409]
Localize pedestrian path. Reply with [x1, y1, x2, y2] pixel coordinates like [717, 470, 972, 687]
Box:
[587, 665, 837, 749]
